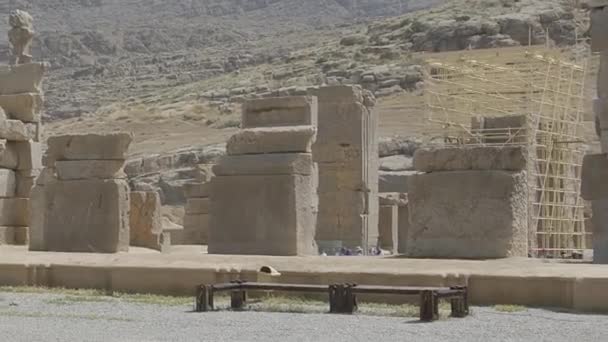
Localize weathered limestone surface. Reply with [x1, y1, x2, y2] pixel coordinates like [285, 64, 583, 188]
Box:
[589, 3, 608, 263]
[407, 170, 528, 258]
[55, 160, 126, 180]
[226, 126, 316, 155]
[0, 119, 36, 141]
[172, 214, 209, 245]
[0, 198, 28, 226]
[210, 96, 318, 255]
[313, 85, 378, 250]
[15, 169, 38, 197]
[8, 10, 34, 65]
[0, 141, 18, 169]
[209, 174, 316, 255]
[378, 171, 418, 193]
[213, 153, 313, 176]
[130, 191, 163, 250]
[397, 204, 410, 255]
[378, 204, 398, 253]
[414, 146, 527, 172]
[44, 179, 130, 253]
[0, 63, 45, 94]
[186, 198, 210, 214]
[0, 93, 42, 122]
[0, 226, 14, 244]
[600, 52, 608, 100]
[0, 226, 26, 245]
[14, 141, 42, 170]
[591, 199, 608, 264]
[591, 6, 608, 53]
[183, 182, 210, 198]
[242, 96, 318, 128]
[594, 97, 608, 130]
[46, 133, 132, 163]
[0, 169, 16, 198]
[581, 154, 608, 201]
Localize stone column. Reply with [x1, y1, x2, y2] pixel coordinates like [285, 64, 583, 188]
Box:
[583, 1, 608, 263]
[176, 181, 211, 245]
[130, 191, 166, 251]
[0, 11, 44, 246]
[312, 85, 379, 253]
[209, 96, 318, 256]
[32, 133, 132, 253]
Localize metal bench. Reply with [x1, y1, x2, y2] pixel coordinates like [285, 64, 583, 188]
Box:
[195, 281, 469, 322]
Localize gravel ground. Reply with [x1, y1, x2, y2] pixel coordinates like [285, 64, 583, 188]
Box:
[1, 292, 607, 342]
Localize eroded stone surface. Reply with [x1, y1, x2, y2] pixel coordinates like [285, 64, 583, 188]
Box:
[226, 126, 316, 155]
[0, 63, 45, 94]
[242, 96, 318, 128]
[44, 179, 130, 253]
[46, 133, 132, 164]
[130, 191, 163, 250]
[55, 160, 126, 180]
[0, 93, 43, 122]
[407, 170, 528, 258]
[414, 146, 527, 172]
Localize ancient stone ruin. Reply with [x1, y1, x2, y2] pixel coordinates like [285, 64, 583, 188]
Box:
[30, 133, 132, 253]
[130, 191, 166, 251]
[0, 11, 43, 246]
[209, 96, 318, 256]
[407, 146, 529, 259]
[8, 10, 34, 65]
[582, 1, 608, 264]
[173, 165, 213, 245]
[312, 85, 379, 253]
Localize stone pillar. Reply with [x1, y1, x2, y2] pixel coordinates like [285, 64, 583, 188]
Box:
[0, 11, 44, 247]
[313, 85, 379, 253]
[30, 133, 132, 253]
[584, 1, 608, 263]
[130, 191, 166, 251]
[175, 181, 211, 245]
[209, 96, 318, 256]
[407, 146, 529, 258]
[581, 154, 608, 263]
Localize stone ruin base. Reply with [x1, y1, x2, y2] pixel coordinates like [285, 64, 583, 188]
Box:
[30, 133, 132, 253]
[209, 96, 318, 256]
[406, 146, 529, 259]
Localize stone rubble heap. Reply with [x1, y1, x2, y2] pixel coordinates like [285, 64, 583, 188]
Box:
[29, 133, 132, 253]
[209, 96, 319, 256]
[406, 145, 529, 259]
[582, 1, 608, 264]
[0, 10, 44, 246]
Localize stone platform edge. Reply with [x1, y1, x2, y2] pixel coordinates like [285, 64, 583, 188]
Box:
[0, 258, 607, 313]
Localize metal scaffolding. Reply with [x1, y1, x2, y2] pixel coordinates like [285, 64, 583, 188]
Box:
[424, 46, 590, 258]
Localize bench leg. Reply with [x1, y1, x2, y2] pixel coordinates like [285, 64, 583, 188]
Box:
[231, 290, 247, 310]
[420, 290, 438, 322]
[450, 286, 469, 317]
[329, 284, 358, 314]
[196, 285, 212, 312]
